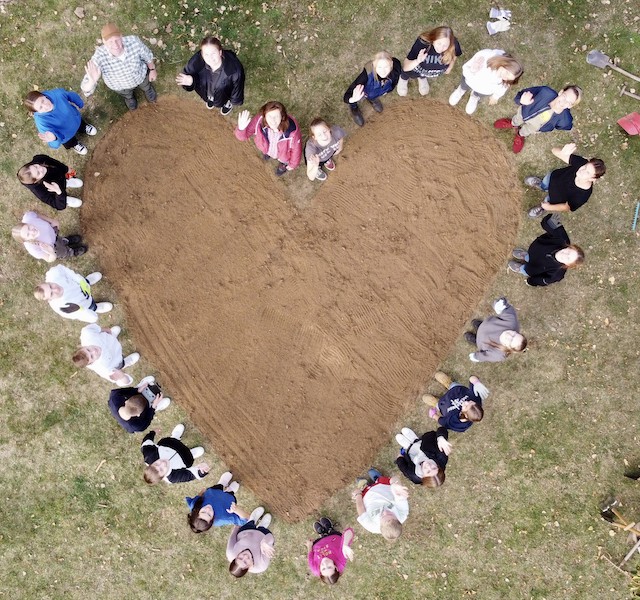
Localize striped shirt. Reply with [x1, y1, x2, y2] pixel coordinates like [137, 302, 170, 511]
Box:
[82, 36, 153, 94]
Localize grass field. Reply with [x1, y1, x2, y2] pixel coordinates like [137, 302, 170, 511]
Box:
[1, 0, 640, 598]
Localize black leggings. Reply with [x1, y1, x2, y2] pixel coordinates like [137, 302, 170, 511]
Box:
[62, 119, 88, 149]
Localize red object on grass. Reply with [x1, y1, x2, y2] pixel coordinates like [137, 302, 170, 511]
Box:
[618, 112, 640, 135]
[512, 133, 525, 153]
[494, 118, 514, 129]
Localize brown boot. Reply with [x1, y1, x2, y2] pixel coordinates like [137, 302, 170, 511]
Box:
[434, 371, 452, 389]
[422, 393, 439, 407]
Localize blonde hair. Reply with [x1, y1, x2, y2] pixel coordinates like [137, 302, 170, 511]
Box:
[120, 395, 147, 418]
[486, 54, 523, 85]
[18, 164, 41, 184]
[11, 225, 27, 242]
[33, 285, 48, 300]
[371, 51, 394, 82]
[143, 464, 164, 485]
[380, 515, 403, 540]
[418, 26, 457, 65]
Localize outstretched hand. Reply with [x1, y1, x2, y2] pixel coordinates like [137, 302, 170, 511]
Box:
[38, 131, 56, 143]
[349, 84, 365, 104]
[437, 436, 453, 456]
[237, 110, 251, 130]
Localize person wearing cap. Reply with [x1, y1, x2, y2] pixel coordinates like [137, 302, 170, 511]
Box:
[81, 23, 157, 110]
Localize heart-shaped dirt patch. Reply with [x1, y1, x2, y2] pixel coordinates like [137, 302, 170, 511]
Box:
[82, 96, 521, 521]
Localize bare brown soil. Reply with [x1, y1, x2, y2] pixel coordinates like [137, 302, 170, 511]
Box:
[82, 95, 521, 521]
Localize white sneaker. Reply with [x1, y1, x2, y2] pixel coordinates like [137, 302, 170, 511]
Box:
[73, 143, 88, 155]
[137, 375, 155, 387]
[95, 302, 113, 314]
[218, 471, 233, 487]
[191, 446, 204, 459]
[225, 481, 240, 494]
[123, 352, 140, 368]
[396, 77, 408, 97]
[418, 77, 430, 96]
[66, 196, 82, 208]
[118, 374, 134, 387]
[67, 177, 83, 188]
[155, 397, 171, 411]
[449, 86, 465, 106]
[86, 272, 102, 285]
[85, 124, 97, 136]
[249, 506, 265, 523]
[110, 325, 121, 337]
[171, 423, 185, 439]
[259, 513, 272, 529]
[465, 93, 480, 114]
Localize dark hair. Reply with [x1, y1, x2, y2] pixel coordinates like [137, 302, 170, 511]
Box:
[422, 468, 446, 488]
[200, 35, 222, 51]
[589, 159, 606, 179]
[229, 559, 249, 578]
[187, 496, 213, 533]
[486, 54, 523, 85]
[461, 402, 484, 422]
[320, 571, 341, 585]
[260, 101, 289, 132]
[72, 348, 90, 368]
[24, 91, 46, 113]
[309, 117, 329, 136]
[487, 333, 528, 355]
[17, 163, 43, 184]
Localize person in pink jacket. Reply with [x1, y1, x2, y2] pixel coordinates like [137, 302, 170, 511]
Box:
[234, 100, 302, 176]
[307, 517, 354, 585]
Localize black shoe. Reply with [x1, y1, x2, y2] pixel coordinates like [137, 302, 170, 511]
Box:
[350, 105, 365, 127]
[471, 319, 483, 330]
[65, 235, 82, 246]
[313, 521, 327, 535]
[72, 245, 88, 257]
[124, 97, 138, 111]
[262, 153, 270, 161]
[464, 332, 477, 345]
[369, 98, 383, 113]
[275, 163, 288, 177]
[220, 101, 233, 116]
[319, 517, 333, 533]
[206, 100, 215, 110]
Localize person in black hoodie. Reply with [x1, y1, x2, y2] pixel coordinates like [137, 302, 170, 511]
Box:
[395, 426, 452, 487]
[508, 214, 584, 287]
[17, 155, 83, 209]
[176, 36, 245, 115]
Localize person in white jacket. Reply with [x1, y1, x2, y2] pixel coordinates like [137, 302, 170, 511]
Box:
[449, 48, 523, 114]
[34, 266, 112, 323]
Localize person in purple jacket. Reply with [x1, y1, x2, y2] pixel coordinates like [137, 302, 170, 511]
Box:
[494, 85, 581, 153]
[24, 89, 97, 155]
[423, 371, 488, 433]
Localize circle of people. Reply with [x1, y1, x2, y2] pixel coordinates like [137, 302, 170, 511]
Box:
[11, 19, 607, 584]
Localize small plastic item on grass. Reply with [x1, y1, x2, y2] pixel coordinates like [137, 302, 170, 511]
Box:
[486, 19, 511, 35]
[489, 7, 512, 20]
[618, 112, 640, 136]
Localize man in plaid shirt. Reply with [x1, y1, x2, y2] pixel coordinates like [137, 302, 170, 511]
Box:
[81, 23, 157, 110]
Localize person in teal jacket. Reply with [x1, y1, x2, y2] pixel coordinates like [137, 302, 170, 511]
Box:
[24, 88, 97, 155]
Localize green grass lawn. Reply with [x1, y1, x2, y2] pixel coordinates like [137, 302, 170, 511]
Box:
[1, 0, 639, 598]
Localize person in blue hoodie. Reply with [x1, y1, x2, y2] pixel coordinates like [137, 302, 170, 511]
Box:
[493, 85, 581, 153]
[423, 371, 488, 433]
[343, 51, 402, 126]
[24, 89, 97, 155]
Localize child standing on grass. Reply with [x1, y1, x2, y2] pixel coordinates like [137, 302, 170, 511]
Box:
[352, 468, 409, 540]
[448, 49, 523, 115]
[227, 507, 275, 577]
[395, 426, 452, 486]
[423, 371, 488, 433]
[397, 26, 462, 97]
[18, 155, 83, 210]
[305, 118, 346, 182]
[307, 517, 354, 584]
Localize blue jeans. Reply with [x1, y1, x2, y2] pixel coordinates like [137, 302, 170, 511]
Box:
[540, 171, 552, 203]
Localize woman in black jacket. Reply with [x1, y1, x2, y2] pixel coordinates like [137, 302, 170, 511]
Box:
[17, 155, 83, 209]
[176, 36, 245, 115]
[395, 426, 451, 487]
[508, 214, 584, 287]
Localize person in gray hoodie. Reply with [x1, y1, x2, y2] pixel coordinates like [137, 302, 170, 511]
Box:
[465, 297, 527, 363]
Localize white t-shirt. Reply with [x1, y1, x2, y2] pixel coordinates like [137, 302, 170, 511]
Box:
[79, 323, 123, 380]
[357, 482, 409, 534]
[22, 211, 57, 260]
[45, 265, 96, 322]
[462, 49, 509, 98]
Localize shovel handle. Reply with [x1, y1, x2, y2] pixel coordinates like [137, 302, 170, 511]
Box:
[611, 64, 640, 84]
[619, 536, 640, 567]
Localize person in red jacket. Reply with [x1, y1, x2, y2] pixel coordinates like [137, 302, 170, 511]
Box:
[234, 101, 302, 176]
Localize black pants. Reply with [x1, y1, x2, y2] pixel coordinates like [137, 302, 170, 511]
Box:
[62, 119, 88, 149]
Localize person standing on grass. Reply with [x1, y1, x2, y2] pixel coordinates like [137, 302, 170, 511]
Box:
[423, 371, 488, 433]
[72, 323, 140, 386]
[24, 90, 97, 156]
[307, 517, 354, 584]
[494, 85, 581, 153]
[304, 118, 346, 182]
[141, 424, 210, 485]
[108, 376, 171, 433]
[12, 210, 86, 262]
[395, 426, 452, 487]
[448, 49, 523, 115]
[465, 297, 527, 363]
[33, 266, 112, 323]
[186, 472, 249, 533]
[352, 468, 409, 541]
[176, 36, 245, 116]
[508, 214, 584, 287]
[227, 507, 275, 577]
[235, 101, 302, 176]
[397, 26, 462, 97]
[17, 155, 83, 210]
[343, 51, 402, 126]
[81, 23, 157, 111]
[523, 143, 606, 218]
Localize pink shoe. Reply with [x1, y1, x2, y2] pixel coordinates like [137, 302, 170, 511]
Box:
[428, 408, 437, 418]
